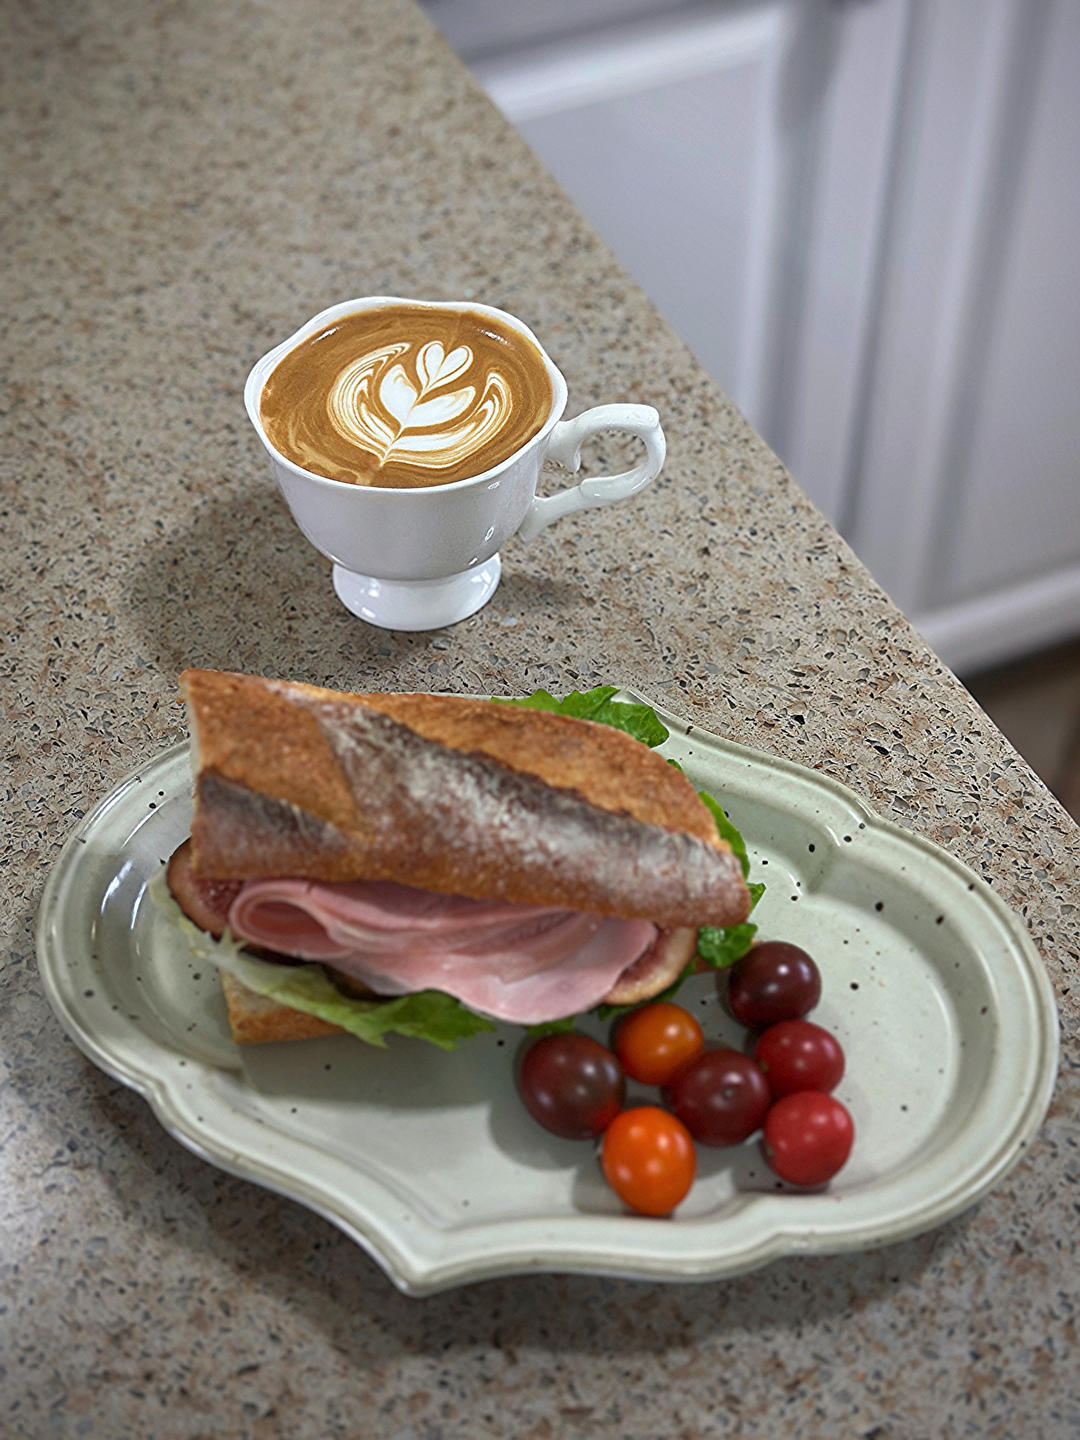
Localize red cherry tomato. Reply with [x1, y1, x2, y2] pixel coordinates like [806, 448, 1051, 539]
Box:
[763, 1091, 854, 1186]
[613, 1002, 704, 1086]
[600, 1106, 696, 1215]
[517, 1033, 626, 1139]
[754, 1020, 845, 1098]
[724, 942, 822, 1028]
[665, 1048, 772, 1147]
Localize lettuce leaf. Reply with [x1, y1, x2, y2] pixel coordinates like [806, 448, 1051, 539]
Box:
[212, 943, 495, 1050]
[691, 794, 765, 977]
[500, 686, 669, 747]
[697, 873, 764, 967]
[699, 790, 751, 878]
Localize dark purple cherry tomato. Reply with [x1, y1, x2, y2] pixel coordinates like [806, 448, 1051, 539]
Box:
[724, 941, 822, 1028]
[754, 1019, 845, 1098]
[763, 1091, 854, 1186]
[517, 1033, 626, 1139]
[665, 1048, 771, 1147]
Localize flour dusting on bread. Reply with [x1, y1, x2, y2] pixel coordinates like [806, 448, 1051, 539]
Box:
[182, 670, 750, 931]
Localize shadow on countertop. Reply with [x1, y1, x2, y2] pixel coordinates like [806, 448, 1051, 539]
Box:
[121, 484, 581, 688]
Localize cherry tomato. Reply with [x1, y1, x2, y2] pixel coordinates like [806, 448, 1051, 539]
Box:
[613, 1002, 704, 1086]
[763, 1091, 854, 1186]
[517, 1033, 625, 1139]
[601, 1106, 696, 1215]
[724, 941, 822, 1028]
[754, 1020, 845, 1098]
[665, 1048, 771, 1147]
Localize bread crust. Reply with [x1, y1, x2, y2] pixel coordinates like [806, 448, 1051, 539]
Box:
[183, 671, 717, 839]
[220, 971, 342, 1044]
[357, 690, 720, 843]
[181, 669, 750, 930]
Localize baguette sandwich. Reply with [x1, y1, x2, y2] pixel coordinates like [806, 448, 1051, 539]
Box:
[166, 669, 755, 1048]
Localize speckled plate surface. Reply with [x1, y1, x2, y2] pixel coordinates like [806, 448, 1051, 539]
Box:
[36, 694, 1059, 1295]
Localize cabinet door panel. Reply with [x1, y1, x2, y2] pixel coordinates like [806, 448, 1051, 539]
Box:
[938, 0, 1080, 602]
[471, 2, 908, 526]
[475, 5, 787, 433]
[423, 0, 695, 62]
[777, 0, 909, 527]
[511, 63, 771, 408]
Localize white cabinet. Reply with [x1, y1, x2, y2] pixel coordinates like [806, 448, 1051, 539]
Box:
[847, 0, 1080, 671]
[424, 0, 1080, 673]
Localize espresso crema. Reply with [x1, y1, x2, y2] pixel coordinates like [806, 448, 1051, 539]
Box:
[259, 304, 555, 488]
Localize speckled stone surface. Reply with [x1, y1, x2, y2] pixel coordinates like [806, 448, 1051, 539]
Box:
[3, 1, 1078, 1435]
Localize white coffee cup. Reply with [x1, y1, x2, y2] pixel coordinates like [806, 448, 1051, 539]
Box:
[244, 297, 666, 631]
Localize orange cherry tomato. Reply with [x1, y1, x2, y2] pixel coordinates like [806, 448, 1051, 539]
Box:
[600, 1106, 696, 1216]
[613, 1002, 705, 1086]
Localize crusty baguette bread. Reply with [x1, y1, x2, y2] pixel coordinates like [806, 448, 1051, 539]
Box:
[182, 669, 750, 931]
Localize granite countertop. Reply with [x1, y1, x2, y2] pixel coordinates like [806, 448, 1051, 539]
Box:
[4, 0, 1078, 1435]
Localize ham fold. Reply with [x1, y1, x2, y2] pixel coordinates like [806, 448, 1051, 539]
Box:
[227, 878, 658, 1025]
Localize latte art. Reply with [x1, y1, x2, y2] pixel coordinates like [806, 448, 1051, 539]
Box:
[328, 340, 514, 469]
[260, 304, 554, 488]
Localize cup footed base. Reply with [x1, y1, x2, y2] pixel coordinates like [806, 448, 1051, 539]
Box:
[331, 555, 502, 631]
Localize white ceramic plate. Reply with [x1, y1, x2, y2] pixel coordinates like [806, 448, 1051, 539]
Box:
[36, 694, 1059, 1294]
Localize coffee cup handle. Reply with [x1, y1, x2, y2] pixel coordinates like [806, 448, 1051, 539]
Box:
[516, 404, 666, 544]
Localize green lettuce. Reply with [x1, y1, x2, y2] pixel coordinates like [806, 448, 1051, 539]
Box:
[699, 790, 751, 878]
[500, 685, 669, 747]
[693, 790, 765, 970]
[213, 942, 495, 1050]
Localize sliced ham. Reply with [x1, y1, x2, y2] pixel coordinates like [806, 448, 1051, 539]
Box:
[166, 840, 241, 937]
[602, 926, 699, 1005]
[227, 877, 658, 1024]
